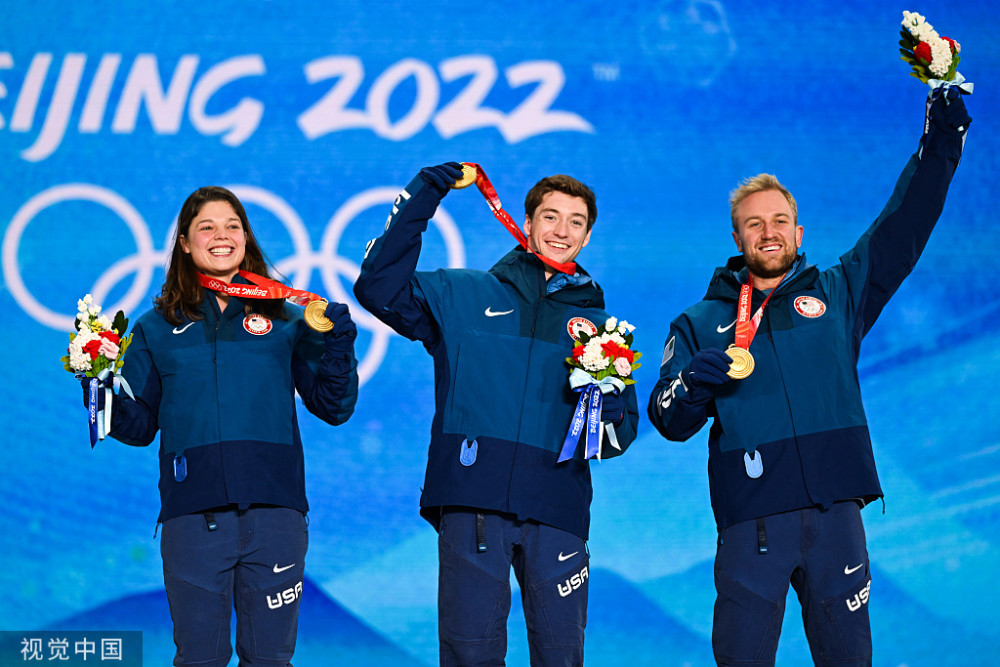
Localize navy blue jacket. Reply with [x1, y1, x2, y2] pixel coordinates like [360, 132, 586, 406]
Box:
[354, 175, 639, 540]
[110, 286, 359, 522]
[647, 96, 968, 531]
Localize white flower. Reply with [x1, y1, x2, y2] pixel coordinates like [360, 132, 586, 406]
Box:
[68, 330, 101, 372]
[605, 316, 617, 332]
[609, 332, 626, 346]
[928, 38, 953, 77]
[617, 320, 635, 335]
[580, 339, 610, 372]
[902, 11, 938, 42]
[97, 314, 113, 331]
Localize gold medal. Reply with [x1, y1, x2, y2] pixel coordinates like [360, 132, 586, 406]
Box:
[451, 163, 477, 189]
[303, 299, 334, 332]
[726, 344, 755, 379]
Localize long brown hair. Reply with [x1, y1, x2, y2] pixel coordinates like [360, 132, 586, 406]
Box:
[155, 186, 286, 326]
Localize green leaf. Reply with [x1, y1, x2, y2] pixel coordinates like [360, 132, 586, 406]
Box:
[623, 379, 636, 386]
[112, 310, 127, 335]
[624, 333, 634, 347]
[63, 363, 72, 372]
[632, 351, 643, 362]
[118, 333, 133, 358]
[578, 330, 591, 344]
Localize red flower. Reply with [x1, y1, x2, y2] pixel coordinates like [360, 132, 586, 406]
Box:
[83, 339, 103, 360]
[942, 36, 960, 54]
[601, 340, 624, 359]
[99, 330, 120, 346]
[572, 344, 586, 360]
[620, 348, 635, 363]
[914, 41, 932, 64]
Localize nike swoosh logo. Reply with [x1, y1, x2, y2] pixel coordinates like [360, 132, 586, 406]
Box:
[716, 319, 736, 333]
[172, 322, 195, 335]
[557, 551, 579, 562]
[273, 563, 296, 574]
[844, 563, 863, 575]
[485, 307, 514, 317]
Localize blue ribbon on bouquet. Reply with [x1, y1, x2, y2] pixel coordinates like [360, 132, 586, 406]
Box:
[558, 369, 626, 462]
[928, 71, 974, 98]
[84, 368, 134, 448]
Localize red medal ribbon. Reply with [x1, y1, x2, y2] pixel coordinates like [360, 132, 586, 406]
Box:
[734, 275, 783, 350]
[465, 163, 577, 275]
[198, 270, 323, 306]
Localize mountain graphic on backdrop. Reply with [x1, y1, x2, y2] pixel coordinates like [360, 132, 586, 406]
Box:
[46, 577, 425, 666]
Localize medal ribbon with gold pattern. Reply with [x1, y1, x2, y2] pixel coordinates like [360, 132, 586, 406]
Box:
[197, 270, 334, 332]
[451, 162, 577, 275]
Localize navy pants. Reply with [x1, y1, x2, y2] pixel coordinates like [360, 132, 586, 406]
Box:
[437, 508, 589, 666]
[713, 501, 872, 667]
[159, 506, 308, 667]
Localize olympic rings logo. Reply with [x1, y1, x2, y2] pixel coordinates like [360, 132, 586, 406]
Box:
[2, 183, 466, 385]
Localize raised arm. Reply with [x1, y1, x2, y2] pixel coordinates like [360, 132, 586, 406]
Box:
[353, 162, 464, 344]
[844, 91, 971, 337]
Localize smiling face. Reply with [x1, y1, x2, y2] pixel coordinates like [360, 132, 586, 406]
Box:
[178, 200, 247, 282]
[523, 190, 592, 279]
[732, 189, 803, 289]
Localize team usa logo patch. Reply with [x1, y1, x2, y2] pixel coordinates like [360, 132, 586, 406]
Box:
[567, 316, 598, 341]
[243, 313, 273, 335]
[794, 296, 827, 318]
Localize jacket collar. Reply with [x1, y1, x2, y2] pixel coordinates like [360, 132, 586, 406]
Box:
[704, 253, 818, 301]
[200, 272, 252, 319]
[489, 246, 604, 307]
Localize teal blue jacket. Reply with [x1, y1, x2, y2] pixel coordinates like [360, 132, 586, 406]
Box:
[110, 287, 358, 522]
[355, 175, 639, 539]
[647, 95, 968, 530]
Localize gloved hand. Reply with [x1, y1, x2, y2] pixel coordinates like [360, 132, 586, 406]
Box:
[80, 375, 106, 411]
[682, 348, 733, 389]
[929, 89, 972, 134]
[322, 302, 357, 351]
[418, 162, 464, 195]
[600, 390, 626, 425]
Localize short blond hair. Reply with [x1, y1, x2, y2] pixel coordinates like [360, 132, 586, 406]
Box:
[729, 174, 798, 230]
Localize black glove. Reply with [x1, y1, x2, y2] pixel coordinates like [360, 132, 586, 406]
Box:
[682, 348, 733, 389]
[600, 390, 626, 425]
[80, 375, 106, 411]
[322, 302, 357, 352]
[418, 162, 464, 195]
[929, 89, 972, 134]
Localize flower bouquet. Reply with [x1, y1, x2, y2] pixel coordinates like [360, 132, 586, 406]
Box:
[558, 317, 641, 462]
[899, 11, 972, 98]
[61, 294, 135, 446]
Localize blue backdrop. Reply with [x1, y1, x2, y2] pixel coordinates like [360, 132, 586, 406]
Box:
[2, 1, 998, 665]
